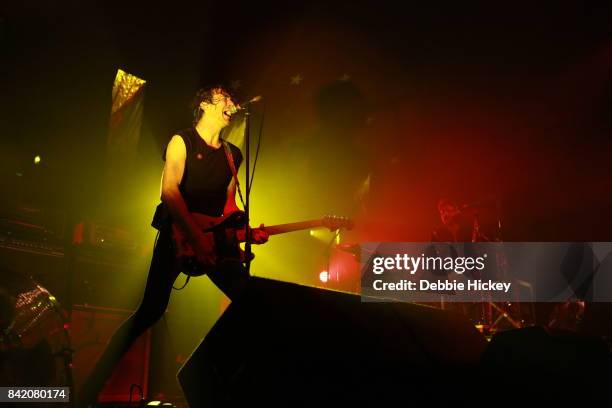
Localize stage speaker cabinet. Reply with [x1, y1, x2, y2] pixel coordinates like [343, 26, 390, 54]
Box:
[177, 277, 488, 406]
[70, 305, 151, 403]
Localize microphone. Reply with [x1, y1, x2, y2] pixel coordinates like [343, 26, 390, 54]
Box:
[228, 95, 263, 114]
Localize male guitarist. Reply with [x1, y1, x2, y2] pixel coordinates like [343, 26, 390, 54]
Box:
[78, 85, 268, 407]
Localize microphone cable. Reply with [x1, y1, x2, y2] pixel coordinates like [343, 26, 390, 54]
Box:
[248, 100, 265, 192]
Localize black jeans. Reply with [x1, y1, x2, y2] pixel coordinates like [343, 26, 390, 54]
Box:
[77, 229, 248, 408]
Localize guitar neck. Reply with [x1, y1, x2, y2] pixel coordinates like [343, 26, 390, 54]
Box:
[263, 220, 324, 236]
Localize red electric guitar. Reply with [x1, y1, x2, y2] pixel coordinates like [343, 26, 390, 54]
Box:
[172, 210, 353, 276]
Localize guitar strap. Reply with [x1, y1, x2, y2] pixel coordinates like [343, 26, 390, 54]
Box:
[222, 141, 246, 208]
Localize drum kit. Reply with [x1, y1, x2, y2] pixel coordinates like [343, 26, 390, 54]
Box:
[332, 195, 538, 335]
[432, 197, 532, 336]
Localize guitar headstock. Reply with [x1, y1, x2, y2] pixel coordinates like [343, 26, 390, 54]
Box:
[322, 215, 354, 231]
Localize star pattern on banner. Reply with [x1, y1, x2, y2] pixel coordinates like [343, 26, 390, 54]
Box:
[290, 74, 303, 85]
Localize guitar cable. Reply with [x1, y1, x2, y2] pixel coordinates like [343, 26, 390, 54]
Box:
[173, 275, 190, 291]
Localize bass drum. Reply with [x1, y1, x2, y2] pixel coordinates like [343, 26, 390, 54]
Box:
[0, 267, 72, 405]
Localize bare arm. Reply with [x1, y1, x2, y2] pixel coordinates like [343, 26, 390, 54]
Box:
[160, 135, 205, 244]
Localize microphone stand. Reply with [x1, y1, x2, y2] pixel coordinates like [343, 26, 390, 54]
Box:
[244, 105, 252, 275]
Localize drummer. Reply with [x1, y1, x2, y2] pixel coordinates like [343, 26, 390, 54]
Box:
[431, 198, 472, 242]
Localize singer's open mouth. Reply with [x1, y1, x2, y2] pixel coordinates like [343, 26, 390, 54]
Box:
[223, 111, 232, 121]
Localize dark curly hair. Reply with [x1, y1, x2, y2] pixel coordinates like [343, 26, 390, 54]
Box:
[191, 85, 237, 125]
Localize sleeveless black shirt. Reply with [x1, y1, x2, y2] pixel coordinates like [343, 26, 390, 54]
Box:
[168, 128, 242, 217]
